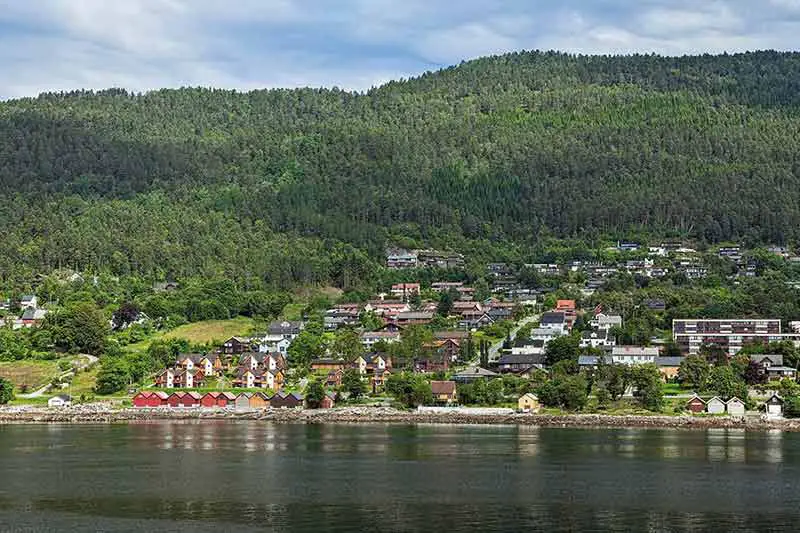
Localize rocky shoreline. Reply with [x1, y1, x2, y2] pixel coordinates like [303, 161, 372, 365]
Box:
[1, 405, 798, 431]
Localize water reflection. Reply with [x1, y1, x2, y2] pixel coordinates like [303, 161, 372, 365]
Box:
[2, 423, 800, 532]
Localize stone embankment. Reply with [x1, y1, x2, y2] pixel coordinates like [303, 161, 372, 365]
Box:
[1, 404, 800, 431]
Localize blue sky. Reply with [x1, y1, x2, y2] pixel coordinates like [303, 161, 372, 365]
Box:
[1, 0, 799, 98]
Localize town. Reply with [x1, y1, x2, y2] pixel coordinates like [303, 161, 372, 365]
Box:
[2, 240, 800, 420]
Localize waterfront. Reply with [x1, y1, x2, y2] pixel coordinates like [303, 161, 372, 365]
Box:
[2, 422, 800, 531]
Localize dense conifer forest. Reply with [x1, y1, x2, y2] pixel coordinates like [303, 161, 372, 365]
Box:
[2, 50, 800, 288]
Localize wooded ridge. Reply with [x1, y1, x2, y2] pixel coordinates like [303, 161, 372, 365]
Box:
[2, 50, 800, 287]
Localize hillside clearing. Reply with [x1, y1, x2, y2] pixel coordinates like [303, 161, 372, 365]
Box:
[0, 360, 60, 393]
[125, 317, 258, 352]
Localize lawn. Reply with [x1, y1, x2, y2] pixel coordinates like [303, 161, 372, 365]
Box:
[280, 303, 306, 321]
[662, 382, 691, 396]
[0, 360, 60, 393]
[69, 367, 99, 397]
[125, 316, 257, 352]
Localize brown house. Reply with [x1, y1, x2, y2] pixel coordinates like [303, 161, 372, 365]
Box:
[686, 395, 707, 413]
[222, 337, 252, 355]
[430, 381, 457, 404]
[326, 369, 344, 388]
[270, 391, 304, 409]
[320, 393, 336, 409]
[248, 392, 270, 409]
[311, 359, 348, 372]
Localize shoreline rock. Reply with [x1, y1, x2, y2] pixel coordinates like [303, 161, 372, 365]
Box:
[0, 405, 798, 431]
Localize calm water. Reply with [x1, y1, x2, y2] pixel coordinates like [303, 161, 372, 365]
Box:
[1, 422, 800, 532]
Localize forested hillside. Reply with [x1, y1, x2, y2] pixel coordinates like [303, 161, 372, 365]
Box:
[2, 50, 800, 289]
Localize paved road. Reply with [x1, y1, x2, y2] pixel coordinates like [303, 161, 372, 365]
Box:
[489, 313, 540, 362]
[466, 313, 540, 366]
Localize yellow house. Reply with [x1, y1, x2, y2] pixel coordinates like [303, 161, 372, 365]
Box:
[518, 393, 540, 413]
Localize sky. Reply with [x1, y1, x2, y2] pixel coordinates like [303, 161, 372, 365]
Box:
[1, 0, 799, 99]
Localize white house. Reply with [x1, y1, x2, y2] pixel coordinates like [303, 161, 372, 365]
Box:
[539, 312, 567, 334]
[20, 295, 38, 309]
[258, 334, 292, 354]
[726, 398, 746, 416]
[580, 330, 616, 349]
[707, 397, 726, 415]
[764, 394, 784, 418]
[48, 394, 72, 408]
[267, 321, 304, 342]
[360, 331, 401, 349]
[590, 313, 623, 331]
[609, 346, 659, 365]
[530, 327, 561, 346]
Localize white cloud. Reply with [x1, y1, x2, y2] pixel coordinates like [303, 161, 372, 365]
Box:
[415, 22, 524, 64]
[0, 0, 799, 98]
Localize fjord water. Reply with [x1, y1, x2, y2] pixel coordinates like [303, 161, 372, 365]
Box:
[1, 423, 799, 532]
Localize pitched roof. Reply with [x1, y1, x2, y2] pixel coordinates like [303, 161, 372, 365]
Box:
[750, 354, 784, 366]
[267, 321, 304, 334]
[655, 356, 684, 367]
[540, 312, 566, 324]
[612, 346, 660, 357]
[498, 354, 546, 366]
[556, 300, 576, 309]
[578, 355, 599, 366]
[430, 381, 456, 395]
[397, 311, 434, 320]
[453, 367, 498, 378]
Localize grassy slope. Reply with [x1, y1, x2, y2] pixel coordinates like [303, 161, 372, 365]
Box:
[125, 316, 258, 352]
[0, 360, 60, 393]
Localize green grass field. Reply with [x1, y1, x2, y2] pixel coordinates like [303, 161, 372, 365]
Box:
[69, 367, 99, 397]
[125, 316, 257, 352]
[0, 360, 60, 393]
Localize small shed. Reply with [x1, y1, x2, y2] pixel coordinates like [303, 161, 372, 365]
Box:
[167, 392, 184, 408]
[200, 392, 220, 408]
[271, 391, 304, 408]
[148, 391, 169, 407]
[48, 395, 72, 408]
[707, 397, 726, 415]
[430, 381, 458, 404]
[235, 393, 252, 410]
[249, 392, 269, 409]
[726, 397, 746, 416]
[180, 392, 201, 408]
[518, 393, 540, 413]
[132, 392, 151, 408]
[686, 395, 706, 413]
[320, 392, 336, 409]
[217, 392, 237, 408]
[764, 394, 784, 418]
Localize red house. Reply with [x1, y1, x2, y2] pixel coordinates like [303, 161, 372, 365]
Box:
[132, 391, 152, 408]
[200, 392, 220, 408]
[167, 392, 185, 407]
[180, 392, 201, 407]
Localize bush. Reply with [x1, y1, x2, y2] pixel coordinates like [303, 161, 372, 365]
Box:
[0, 377, 14, 404]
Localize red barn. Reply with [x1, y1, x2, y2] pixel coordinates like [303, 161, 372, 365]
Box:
[148, 391, 169, 407]
[167, 392, 185, 408]
[180, 392, 201, 407]
[216, 392, 237, 408]
[132, 392, 151, 408]
[686, 395, 707, 413]
[201, 392, 220, 408]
